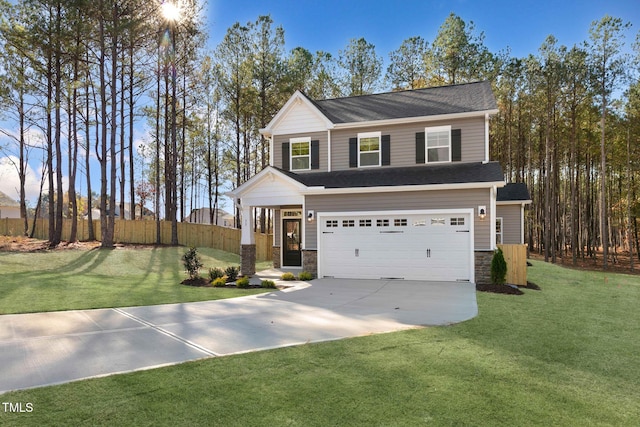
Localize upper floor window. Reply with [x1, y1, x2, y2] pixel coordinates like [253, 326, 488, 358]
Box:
[358, 132, 381, 167]
[426, 126, 451, 163]
[290, 137, 311, 171]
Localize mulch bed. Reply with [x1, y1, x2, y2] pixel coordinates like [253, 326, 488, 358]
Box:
[475, 281, 541, 295]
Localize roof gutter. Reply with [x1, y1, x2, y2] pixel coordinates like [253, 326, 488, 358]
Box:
[330, 109, 499, 131]
[301, 180, 505, 196]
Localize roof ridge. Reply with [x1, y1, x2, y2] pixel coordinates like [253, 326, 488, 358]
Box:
[314, 80, 490, 103]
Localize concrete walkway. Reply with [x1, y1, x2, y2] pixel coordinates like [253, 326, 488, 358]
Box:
[0, 274, 477, 394]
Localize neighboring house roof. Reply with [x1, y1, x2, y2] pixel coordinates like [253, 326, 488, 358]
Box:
[276, 161, 504, 189]
[497, 183, 532, 202]
[0, 190, 19, 207]
[309, 81, 497, 124]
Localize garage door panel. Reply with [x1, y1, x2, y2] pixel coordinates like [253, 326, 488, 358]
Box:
[319, 212, 472, 282]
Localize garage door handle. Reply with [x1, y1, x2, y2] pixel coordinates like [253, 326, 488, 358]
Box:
[426, 249, 431, 258]
[456, 230, 470, 233]
[322, 232, 334, 234]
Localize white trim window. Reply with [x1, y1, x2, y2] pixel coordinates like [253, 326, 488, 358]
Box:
[496, 217, 503, 245]
[290, 137, 311, 171]
[426, 125, 451, 163]
[358, 131, 381, 167]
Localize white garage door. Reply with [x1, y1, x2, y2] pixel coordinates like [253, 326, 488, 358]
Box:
[319, 211, 473, 281]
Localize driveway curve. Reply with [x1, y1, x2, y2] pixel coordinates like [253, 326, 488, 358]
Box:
[0, 277, 476, 394]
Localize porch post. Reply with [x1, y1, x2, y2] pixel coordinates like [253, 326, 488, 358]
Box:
[240, 204, 256, 276]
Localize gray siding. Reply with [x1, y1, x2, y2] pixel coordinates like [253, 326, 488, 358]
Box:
[305, 188, 492, 249]
[273, 131, 328, 172]
[330, 117, 485, 171]
[271, 117, 486, 172]
[496, 204, 522, 244]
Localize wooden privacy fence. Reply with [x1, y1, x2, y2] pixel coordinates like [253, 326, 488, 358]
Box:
[498, 244, 528, 286]
[0, 218, 273, 261]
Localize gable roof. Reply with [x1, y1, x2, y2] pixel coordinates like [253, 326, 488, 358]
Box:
[276, 161, 504, 189]
[497, 183, 531, 202]
[0, 190, 19, 207]
[310, 81, 497, 124]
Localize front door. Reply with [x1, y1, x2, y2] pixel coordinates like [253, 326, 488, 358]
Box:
[283, 219, 302, 266]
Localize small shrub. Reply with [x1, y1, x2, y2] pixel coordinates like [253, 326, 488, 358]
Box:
[298, 271, 314, 281]
[225, 266, 240, 282]
[490, 248, 508, 285]
[261, 279, 276, 289]
[212, 277, 227, 287]
[181, 247, 203, 280]
[281, 272, 296, 281]
[236, 277, 251, 288]
[208, 267, 225, 281]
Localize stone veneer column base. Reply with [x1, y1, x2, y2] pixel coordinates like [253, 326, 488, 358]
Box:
[272, 246, 281, 268]
[302, 250, 317, 278]
[241, 244, 256, 276]
[474, 251, 494, 284]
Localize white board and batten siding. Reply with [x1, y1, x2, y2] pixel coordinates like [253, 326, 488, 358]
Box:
[318, 209, 474, 282]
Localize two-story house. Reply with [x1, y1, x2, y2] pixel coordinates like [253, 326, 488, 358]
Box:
[230, 81, 530, 283]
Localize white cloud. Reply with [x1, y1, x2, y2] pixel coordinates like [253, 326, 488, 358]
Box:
[0, 156, 46, 205]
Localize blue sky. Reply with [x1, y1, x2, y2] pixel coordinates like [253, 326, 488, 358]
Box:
[207, 0, 639, 62]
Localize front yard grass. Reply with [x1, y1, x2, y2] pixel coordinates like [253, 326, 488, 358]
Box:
[1, 260, 639, 426]
[0, 246, 272, 314]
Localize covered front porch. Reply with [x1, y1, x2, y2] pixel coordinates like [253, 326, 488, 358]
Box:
[229, 167, 312, 276]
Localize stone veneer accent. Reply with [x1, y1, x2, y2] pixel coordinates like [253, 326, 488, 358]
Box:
[272, 246, 281, 268]
[302, 250, 318, 277]
[475, 251, 494, 284]
[241, 244, 256, 276]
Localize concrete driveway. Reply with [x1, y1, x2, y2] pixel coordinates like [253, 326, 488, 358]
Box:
[0, 276, 477, 394]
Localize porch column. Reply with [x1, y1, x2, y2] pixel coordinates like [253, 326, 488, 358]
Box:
[240, 204, 256, 276]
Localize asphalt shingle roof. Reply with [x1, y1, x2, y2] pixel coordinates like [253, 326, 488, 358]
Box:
[277, 161, 504, 189]
[310, 81, 497, 124]
[0, 191, 19, 207]
[497, 183, 531, 202]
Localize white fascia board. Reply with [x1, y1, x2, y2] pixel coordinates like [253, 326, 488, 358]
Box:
[227, 167, 308, 199]
[260, 90, 334, 137]
[496, 200, 533, 205]
[331, 109, 499, 131]
[301, 180, 505, 196]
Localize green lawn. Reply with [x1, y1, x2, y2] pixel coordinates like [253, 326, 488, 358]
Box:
[0, 246, 272, 314]
[1, 261, 639, 426]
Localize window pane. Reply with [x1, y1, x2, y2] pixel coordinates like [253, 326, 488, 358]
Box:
[426, 131, 449, 147]
[427, 147, 449, 162]
[360, 152, 379, 166]
[291, 142, 309, 156]
[360, 137, 379, 152]
[292, 157, 310, 170]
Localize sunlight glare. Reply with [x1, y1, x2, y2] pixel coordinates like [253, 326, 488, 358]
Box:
[161, 1, 181, 22]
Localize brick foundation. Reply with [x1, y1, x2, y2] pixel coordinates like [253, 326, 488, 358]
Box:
[302, 250, 317, 278]
[241, 244, 256, 276]
[475, 250, 494, 284]
[272, 246, 281, 268]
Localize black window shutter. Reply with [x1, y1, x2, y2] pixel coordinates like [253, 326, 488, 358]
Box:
[282, 142, 290, 170]
[381, 135, 391, 166]
[451, 129, 461, 162]
[311, 140, 320, 169]
[415, 132, 425, 164]
[349, 138, 358, 168]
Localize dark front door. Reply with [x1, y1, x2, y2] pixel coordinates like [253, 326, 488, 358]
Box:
[283, 219, 302, 266]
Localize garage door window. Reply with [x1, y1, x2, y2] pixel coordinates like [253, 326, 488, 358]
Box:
[450, 217, 465, 226]
[394, 219, 408, 226]
[377, 219, 390, 227]
[359, 219, 372, 227]
[431, 218, 446, 225]
[342, 220, 355, 227]
[326, 220, 338, 228]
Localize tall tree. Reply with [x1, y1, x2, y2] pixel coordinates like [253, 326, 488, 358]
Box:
[587, 15, 630, 269]
[426, 12, 494, 85]
[338, 37, 382, 96]
[386, 36, 427, 90]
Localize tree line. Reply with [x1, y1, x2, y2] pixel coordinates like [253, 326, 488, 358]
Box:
[1, 3, 639, 269]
